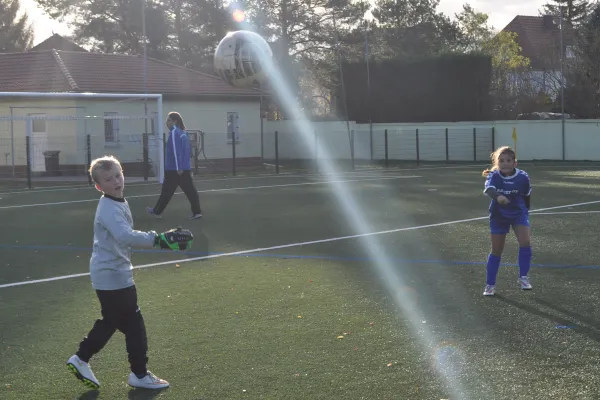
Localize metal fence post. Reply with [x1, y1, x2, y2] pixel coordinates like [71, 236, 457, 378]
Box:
[445, 127, 449, 162]
[384, 129, 388, 168]
[232, 133, 236, 176]
[275, 131, 279, 174]
[315, 130, 319, 173]
[87, 134, 92, 185]
[142, 132, 149, 181]
[350, 129, 355, 170]
[26, 136, 32, 189]
[416, 128, 420, 166]
[473, 127, 477, 161]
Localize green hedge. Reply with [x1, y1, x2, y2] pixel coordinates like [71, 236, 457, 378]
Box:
[334, 53, 492, 123]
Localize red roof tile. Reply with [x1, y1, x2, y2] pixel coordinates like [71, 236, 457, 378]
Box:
[0, 51, 72, 92]
[0, 49, 266, 98]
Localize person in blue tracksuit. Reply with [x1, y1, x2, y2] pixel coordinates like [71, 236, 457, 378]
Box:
[147, 112, 202, 219]
[481, 146, 532, 296]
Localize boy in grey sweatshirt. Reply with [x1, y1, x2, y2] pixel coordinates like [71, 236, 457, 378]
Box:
[66, 155, 193, 391]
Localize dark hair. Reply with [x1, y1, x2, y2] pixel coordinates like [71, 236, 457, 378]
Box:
[482, 146, 516, 177]
[167, 111, 186, 130]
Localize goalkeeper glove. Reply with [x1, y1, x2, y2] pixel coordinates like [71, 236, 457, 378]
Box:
[155, 227, 194, 251]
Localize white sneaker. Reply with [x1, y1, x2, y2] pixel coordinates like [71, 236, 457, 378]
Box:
[483, 285, 495, 296]
[519, 276, 533, 290]
[66, 355, 100, 389]
[128, 371, 170, 389]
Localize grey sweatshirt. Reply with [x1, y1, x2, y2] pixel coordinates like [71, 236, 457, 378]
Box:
[89, 194, 157, 290]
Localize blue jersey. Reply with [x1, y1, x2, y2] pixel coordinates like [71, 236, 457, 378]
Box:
[484, 168, 531, 220]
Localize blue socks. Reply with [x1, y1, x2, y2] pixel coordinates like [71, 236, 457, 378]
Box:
[486, 247, 532, 286]
[519, 246, 532, 277]
[486, 254, 502, 285]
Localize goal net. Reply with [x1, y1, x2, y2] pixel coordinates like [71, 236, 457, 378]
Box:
[0, 92, 164, 186]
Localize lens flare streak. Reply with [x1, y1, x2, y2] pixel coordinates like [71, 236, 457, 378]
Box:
[241, 32, 470, 399]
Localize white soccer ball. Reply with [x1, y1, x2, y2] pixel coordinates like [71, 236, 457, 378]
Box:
[214, 30, 273, 88]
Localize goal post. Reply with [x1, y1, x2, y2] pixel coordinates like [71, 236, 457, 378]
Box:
[0, 91, 165, 185]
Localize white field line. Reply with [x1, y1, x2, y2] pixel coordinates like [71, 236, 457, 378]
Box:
[0, 163, 488, 196]
[0, 175, 420, 210]
[0, 182, 154, 195]
[0, 173, 312, 195]
[3, 162, 600, 196]
[0, 171, 380, 195]
[1, 198, 599, 289]
[530, 210, 600, 215]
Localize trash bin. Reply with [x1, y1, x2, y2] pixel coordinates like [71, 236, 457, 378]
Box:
[42, 150, 61, 176]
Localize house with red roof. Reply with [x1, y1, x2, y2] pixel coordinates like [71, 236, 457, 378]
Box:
[500, 15, 575, 99]
[0, 34, 267, 176]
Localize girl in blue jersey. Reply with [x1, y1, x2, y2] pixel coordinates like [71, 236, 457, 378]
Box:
[482, 146, 532, 296]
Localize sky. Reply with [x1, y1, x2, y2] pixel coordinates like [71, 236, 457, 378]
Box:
[23, 0, 548, 46]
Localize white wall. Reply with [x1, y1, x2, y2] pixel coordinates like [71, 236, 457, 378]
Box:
[0, 99, 79, 171]
[0, 96, 263, 175]
[163, 99, 262, 160]
[78, 98, 160, 173]
[263, 120, 494, 162]
[491, 120, 562, 160]
[5, 96, 600, 175]
[561, 120, 600, 160]
[80, 97, 262, 161]
[262, 119, 600, 162]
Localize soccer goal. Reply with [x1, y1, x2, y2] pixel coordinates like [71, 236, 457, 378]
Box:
[0, 92, 165, 186]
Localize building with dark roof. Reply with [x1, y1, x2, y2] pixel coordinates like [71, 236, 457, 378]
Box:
[0, 37, 267, 176]
[501, 15, 575, 98]
[29, 34, 88, 53]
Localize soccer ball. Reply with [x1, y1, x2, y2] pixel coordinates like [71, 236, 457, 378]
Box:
[214, 30, 273, 88]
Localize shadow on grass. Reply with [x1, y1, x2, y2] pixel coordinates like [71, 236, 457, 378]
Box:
[127, 388, 169, 400]
[494, 294, 600, 342]
[534, 297, 600, 334]
[190, 224, 209, 259]
[76, 390, 99, 400]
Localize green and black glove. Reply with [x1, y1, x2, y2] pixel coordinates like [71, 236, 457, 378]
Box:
[155, 227, 194, 251]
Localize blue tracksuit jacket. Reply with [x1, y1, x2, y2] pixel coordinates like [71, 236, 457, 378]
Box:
[165, 125, 191, 171]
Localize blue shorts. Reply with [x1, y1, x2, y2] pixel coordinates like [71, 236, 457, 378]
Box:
[490, 213, 530, 234]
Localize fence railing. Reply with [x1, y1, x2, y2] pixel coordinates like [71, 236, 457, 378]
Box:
[0, 133, 160, 189]
[0, 127, 496, 188]
[0, 131, 265, 189]
[261, 127, 495, 173]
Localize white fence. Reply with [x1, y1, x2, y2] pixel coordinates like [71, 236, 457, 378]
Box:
[262, 119, 600, 162]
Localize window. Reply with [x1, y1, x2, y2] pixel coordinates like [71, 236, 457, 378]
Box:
[227, 112, 240, 143]
[104, 112, 119, 143]
[28, 114, 46, 133]
[32, 119, 46, 133]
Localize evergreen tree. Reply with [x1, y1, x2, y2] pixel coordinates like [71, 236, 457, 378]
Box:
[370, 0, 459, 59]
[541, 0, 590, 26]
[0, 0, 34, 52]
[35, 0, 228, 70]
[563, 4, 600, 117]
[242, 0, 368, 112]
[36, 0, 169, 55]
